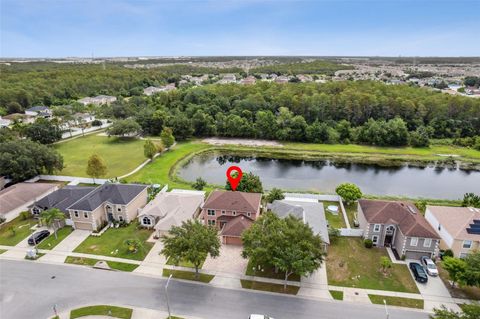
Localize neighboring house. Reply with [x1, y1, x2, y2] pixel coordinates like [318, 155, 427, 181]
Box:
[425, 205, 480, 258]
[0, 176, 6, 190]
[218, 74, 236, 84]
[268, 199, 330, 249]
[240, 76, 256, 85]
[143, 83, 176, 96]
[74, 113, 95, 124]
[25, 106, 52, 118]
[138, 189, 205, 236]
[30, 185, 96, 226]
[0, 116, 12, 128]
[78, 95, 117, 106]
[67, 183, 148, 231]
[275, 76, 289, 83]
[199, 190, 262, 245]
[0, 183, 59, 222]
[358, 199, 440, 259]
[3, 113, 35, 124]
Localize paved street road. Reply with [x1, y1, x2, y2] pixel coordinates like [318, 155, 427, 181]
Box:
[0, 260, 429, 319]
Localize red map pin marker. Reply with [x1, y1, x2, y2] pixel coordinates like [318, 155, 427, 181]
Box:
[226, 166, 243, 191]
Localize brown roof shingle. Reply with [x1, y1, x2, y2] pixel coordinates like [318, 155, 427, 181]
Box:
[203, 190, 261, 213]
[220, 215, 253, 237]
[359, 199, 439, 239]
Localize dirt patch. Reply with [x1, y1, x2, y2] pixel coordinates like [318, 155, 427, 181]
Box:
[203, 138, 283, 147]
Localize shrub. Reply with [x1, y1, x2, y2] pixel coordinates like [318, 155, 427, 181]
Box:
[19, 211, 31, 220]
[443, 249, 454, 259]
[91, 119, 103, 126]
[192, 177, 207, 190]
[364, 239, 373, 248]
[0, 216, 5, 224]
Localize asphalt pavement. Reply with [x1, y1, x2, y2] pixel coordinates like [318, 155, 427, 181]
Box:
[0, 260, 430, 319]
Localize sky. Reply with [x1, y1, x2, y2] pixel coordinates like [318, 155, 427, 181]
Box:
[1, 0, 479, 57]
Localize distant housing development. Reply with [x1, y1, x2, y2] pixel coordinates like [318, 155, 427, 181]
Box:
[78, 95, 117, 106]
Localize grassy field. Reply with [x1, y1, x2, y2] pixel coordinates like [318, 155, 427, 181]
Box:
[162, 269, 214, 283]
[329, 290, 344, 300]
[241, 279, 300, 295]
[70, 305, 132, 319]
[0, 216, 36, 246]
[73, 222, 153, 261]
[64, 256, 139, 272]
[37, 227, 73, 250]
[326, 238, 419, 293]
[55, 134, 145, 178]
[321, 201, 346, 228]
[368, 294, 424, 309]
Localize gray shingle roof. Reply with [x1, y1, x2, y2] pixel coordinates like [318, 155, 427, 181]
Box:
[268, 199, 330, 244]
[33, 186, 96, 214]
[26, 106, 50, 112]
[68, 183, 147, 211]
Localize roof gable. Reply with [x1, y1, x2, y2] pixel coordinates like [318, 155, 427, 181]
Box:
[203, 190, 261, 212]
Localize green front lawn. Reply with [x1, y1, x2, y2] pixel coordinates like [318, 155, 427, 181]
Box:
[166, 257, 204, 269]
[326, 238, 419, 293]
[321, 201, 346, 228]
[245, 259, 301, 281]
[241, 279, 300, 295]
[64, 256, 139, 272]
[70, 305, 132, 319]
[0, 216, 36, 246]
[37, 227, 73, 250]
[368, 294, 424, 309]
[162, 269, 214, 283]
[73, 222, 153, 261]
[330, 290, 344, 300]
[55, 134, 146, 178]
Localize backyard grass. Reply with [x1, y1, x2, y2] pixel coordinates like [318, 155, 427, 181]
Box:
[70, 305, 132, 319]
[162, 268, 214, 283]
[321, 201, 346, 228]
[64, 256, 139, 272]
[241, 279, 300, 295]
[368, 294, 424, 309]
[326, 238, 419, 293]
[344, 202, 358, 228]
[438, 264, 480, 300]
[37, 227, 73, 250]
[126, 141, 211, 188]
[73, 222, 153, 261]
[55, 134, 145, 178]
[245, 259, 300, 281]
[0, 216, 36, 246]
[329, 290, 344, 300]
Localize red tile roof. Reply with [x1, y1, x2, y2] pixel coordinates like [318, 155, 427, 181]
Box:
[203, 190, 261, 213]
[359, 199, 439, 239]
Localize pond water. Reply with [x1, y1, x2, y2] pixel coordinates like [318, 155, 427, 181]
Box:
[178, 153, 480, 199]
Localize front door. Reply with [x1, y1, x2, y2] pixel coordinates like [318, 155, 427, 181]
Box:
[384, 226, 395, 247]
[107, 212, 114, 222]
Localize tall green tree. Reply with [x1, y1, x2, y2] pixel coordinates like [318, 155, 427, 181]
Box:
[161, 219, 220, 279]
[335, 183, 362, 205]
[442, 257, 467, 287]
[143, 139, 157, 160]
[86, 154, 108, 183]
[462, 251, 480, 287]
[24, 118, 62, 144]
[40, 208, 65, 239]
[226, 172, 263, 193]
[107, 119, 141, 137]
[160, 127, 175, 148]
[266, 188, 285, 203]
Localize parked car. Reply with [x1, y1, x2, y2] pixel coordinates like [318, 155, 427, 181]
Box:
[420, 256, 439, 276]
[28, 230, 50, 245]
[409, 262, 428, 283]
[249, 315, 274, 319]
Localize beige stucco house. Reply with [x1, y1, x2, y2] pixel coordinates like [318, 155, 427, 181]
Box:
[425, 205, 480, 258]
[67, 183, 148, 231]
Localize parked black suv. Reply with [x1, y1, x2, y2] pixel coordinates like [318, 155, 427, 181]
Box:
[28, 230, 50, 246]
[409, 262, 428, 283]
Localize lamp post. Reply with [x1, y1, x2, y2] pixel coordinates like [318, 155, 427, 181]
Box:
[165, 274, 173, 319]
[383, 299, 389, 319]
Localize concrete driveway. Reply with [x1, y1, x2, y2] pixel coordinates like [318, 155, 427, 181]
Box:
[40, 229, 91, 263]
[134, 240, 167, 276]
[203, 244, 247, 276]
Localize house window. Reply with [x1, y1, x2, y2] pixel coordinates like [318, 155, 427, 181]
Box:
[247, 212, 251, 217]
[410, 237, 418, 246]
[207, 209, 215, 216]
[221, 210, 225, 215]
[438, 224, 442, 231]
[207, 220, 216, 226]
[233, 211, 237, 216]
[74, 211, 79, 218]
[424, 238, 432, 248]
[84, 212, 88, 218]
[373, 224, 381, 232]
[118, 216, 124, 222]
[372, 235, 379, 246]
[142, 216, 151, 225]
[32, 207, 40, 215]
[463, 240, 472, 249]
[117, 207, 121, 212]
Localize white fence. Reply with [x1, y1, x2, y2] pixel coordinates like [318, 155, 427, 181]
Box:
[284, 193, 341, 201]
[27, 175, 109, 185]
[339, 228, 364, 237]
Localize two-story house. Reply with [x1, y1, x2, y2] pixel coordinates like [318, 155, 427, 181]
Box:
[199, 190, 262, 245]
[358, 199, 440, 260]
[67, 183, 148, 231]
[425, 205, 480, 258]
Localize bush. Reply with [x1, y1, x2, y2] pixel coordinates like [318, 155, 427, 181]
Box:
[442, 249, 454, 259]
[19, 211, 31, 220]
[364, 239, 373, 248]
[91, 119, 103, 126]
[192, 177, 207, 190]
[0, 216, 5, 224]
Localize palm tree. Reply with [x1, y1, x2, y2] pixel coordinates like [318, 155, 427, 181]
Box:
[41, 208, 66, 239]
